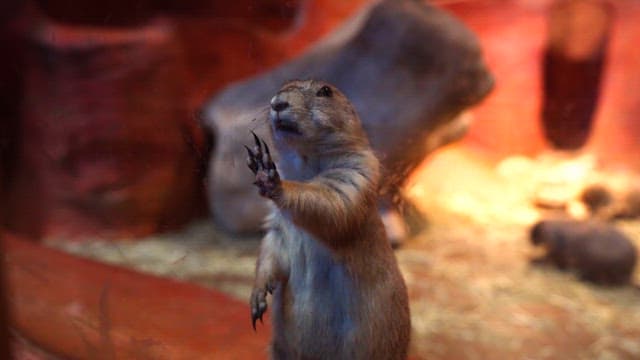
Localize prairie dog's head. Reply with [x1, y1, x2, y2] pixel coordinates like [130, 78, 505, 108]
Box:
[531, 220, 570, 248]
[268, 80, 367, 151]
[530, 221, 550, 246]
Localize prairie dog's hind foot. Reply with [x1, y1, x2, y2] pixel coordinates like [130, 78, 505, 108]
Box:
[250, 286, 269, 331]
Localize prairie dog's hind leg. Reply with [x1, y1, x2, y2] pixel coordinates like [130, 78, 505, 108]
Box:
[250, 230, 288, 330]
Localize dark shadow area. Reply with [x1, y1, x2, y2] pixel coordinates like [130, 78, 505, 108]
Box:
[0, 238, 11, 358]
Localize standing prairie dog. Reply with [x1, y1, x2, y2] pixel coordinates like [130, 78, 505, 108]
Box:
[245, 80, 410, 359]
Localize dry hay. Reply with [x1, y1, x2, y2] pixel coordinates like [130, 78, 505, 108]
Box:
[49, 144, 640, 359]
[402, 144, 640, 359]
[48, 221, 260, 300]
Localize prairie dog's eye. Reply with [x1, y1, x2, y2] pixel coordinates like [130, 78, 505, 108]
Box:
[316, 86, 333, 97]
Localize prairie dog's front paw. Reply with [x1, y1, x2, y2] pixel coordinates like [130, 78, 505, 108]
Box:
[250, 287, 268, 331]
[245, 132, 281, 199]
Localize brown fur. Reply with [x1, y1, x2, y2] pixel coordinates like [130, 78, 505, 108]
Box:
[249, 80, 410, 359]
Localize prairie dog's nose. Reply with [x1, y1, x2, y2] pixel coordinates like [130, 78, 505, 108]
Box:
[270, 96, 290, 112]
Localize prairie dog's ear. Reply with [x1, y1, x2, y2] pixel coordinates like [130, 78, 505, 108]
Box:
[316, 85, 333, 98]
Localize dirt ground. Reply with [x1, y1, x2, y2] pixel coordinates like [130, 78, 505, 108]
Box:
[51, 145, 640, 360]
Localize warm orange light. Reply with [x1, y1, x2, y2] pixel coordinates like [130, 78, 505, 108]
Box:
[405, 144, 638, 226]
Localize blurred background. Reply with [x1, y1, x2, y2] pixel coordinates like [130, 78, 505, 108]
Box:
[1, 0, 640, 358]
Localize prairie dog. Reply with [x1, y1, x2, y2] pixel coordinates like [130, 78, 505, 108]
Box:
[530, 220, 637, 285]
[246, 80, 410, 359]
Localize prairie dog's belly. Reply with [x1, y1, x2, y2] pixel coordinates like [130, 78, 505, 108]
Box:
[277, 219, 360, 347]
[285, 223, 358, 311]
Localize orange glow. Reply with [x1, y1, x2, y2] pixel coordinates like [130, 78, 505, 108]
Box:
[405, 143, 639, 226]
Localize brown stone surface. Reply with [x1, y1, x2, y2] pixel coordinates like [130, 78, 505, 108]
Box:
[11, 334, 59, 360]
[175, 0, 370, 113]
[0, 240, 10, 359]
[34, 0, 303, 29]
[34, 0, 156, 27]
[5, 19, 204, 240]
[0, 5, 26, 229]
[159, 0, 301, 31]
[2, 232, 270, 359]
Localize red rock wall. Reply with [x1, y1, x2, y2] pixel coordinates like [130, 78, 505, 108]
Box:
[175, 0, 370, 111]
[0, 2, 25, 233]
[7, 20, 202, 239]
[589, 0, 640, 169]
[446, 0, 640, 170]
[2, 0, 369, 240]
[0, 240, 10, 358]
[445, 0, 549, 157]
[8, 0, 640, 241]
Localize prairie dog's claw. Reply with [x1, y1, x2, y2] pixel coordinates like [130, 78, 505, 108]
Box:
[250, 288, 268, 331]
[245, 133, 281, 199]
[245, 145, 259, 173]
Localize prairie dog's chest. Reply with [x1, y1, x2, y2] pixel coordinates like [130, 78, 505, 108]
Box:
[274, 214, 351, 290]
[274, 145, 322, 181]
[279, 215, 332, 265]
